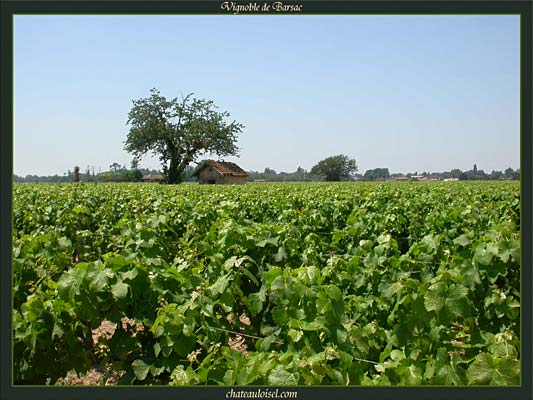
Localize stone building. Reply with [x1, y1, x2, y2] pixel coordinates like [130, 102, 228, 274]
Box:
[142, 174, 164, 182]
[192, 160, 247, 184]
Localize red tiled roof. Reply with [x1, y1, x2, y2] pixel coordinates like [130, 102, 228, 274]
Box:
[210, 161, 247, 176]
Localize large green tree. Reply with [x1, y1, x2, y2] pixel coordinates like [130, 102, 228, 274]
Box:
[310, 154, 358, 181]
[125, 88, 244, 184]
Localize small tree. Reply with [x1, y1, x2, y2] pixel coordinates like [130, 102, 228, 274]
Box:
[363, 168, 390, 181]
[490, 170, 503, 180]
[129, 159, 143, 182]
[450, 168, 462, 179]
[504, 167, 514, 179]
[310, 154, 358, 181]
[125, 88, 244, 184]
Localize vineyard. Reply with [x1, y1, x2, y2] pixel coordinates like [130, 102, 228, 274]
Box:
[12, 181, 521, 386]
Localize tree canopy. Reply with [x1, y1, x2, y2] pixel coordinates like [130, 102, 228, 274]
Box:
[363, 168, 390, 181]
[125, 88, 244, 184]
[310, 154, 358, 181]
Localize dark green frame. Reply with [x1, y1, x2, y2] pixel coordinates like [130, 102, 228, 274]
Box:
[1, 1, 531, 399]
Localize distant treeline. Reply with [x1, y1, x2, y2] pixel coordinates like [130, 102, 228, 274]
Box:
[246, 165, 520, 182]
[14, 163, 161, 183]
[246, 167, 319, 182]
[14, 164, 519, 183]
[363, 165, 520, 182]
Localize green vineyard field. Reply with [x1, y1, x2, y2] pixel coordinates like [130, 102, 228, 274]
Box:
[12, 181, 521, 385]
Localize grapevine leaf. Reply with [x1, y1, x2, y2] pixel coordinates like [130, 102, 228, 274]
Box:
[121, 268, 138, 281]
[268, 365, 298, 386]
[297, 265, 319, 285]
[379, 281, 403, 299]
[424, 282, 447, 313]
[150, 364, 165, 377]
[316, 292, 331, 314]
[208, 274, 230, 295]
[106, 255, 129, 269]
[453, 234, 472, 247]
[263, 267, 282, 286]
[132, 359, 150, 381]
[272, 306, 289, 325]
[275, 247, 287, 262]
[171, 365, 191, 385]
[474, 243, 498, 266]
[86, 264, 109, 292]
[248, 289, 266, 316]
[223, 256, 238, 271]
[256, 236, 279, 248]
[424, 282, 471, 319]
[57, 267, 85, 301]
[467, 353, 520, 385]
[256, 333, 279, 351]
[445, 283, 471, 319]
[57, 236, 72, 249]
[432, 348, 465, 385]
[398, 364, 423, 385]
[223, 370, 235, 386]
[325, 285, 342, 301]
[154, 342, 161, 357]
[288, 329, 303, 343]
[111, 281, 129, 300]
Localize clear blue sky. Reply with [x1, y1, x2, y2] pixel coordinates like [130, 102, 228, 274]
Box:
[14, 15, 520, 176]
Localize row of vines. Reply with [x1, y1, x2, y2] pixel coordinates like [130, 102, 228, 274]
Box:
[12, 181, 520, 385]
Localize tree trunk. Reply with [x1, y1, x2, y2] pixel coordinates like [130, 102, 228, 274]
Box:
[167, 157, 191, 184]
[167, 157, 182, 184]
